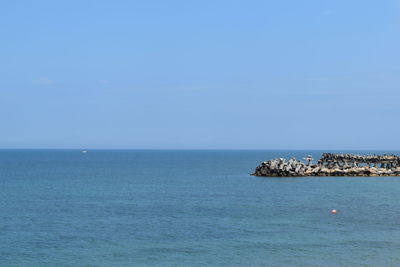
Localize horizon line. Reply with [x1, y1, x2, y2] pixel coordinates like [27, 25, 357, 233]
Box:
[1, 148, 400, 151]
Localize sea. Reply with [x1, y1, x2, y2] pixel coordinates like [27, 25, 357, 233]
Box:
[1, 149, 400, 267]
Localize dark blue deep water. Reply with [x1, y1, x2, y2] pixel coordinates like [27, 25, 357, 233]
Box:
[1, 150, 400, 266]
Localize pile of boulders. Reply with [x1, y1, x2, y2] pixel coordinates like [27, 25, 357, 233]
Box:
[321, 153, 400, 163]
[320, 153, 400, 168]
[253, 158, 308, 176]
[253, 153, 400, 177]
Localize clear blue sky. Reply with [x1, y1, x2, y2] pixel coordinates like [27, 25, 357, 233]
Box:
[1, 0, 399, 149]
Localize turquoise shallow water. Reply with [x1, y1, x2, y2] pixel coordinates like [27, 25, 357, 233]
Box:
[1, 150, 400, 266]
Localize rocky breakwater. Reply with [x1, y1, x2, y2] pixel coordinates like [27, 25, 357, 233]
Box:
[253, 153, 400, 177]
[253, 158, 308, 176]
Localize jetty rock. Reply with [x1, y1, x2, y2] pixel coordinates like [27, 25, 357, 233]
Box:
[253, 153, 400, 177]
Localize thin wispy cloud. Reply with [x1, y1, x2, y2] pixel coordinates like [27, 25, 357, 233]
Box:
[33, 77, 54, 85]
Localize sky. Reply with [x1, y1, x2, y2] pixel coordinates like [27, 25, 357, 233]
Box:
[1, 0, 400, 149]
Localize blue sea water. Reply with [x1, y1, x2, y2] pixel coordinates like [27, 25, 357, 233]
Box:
[1, 150, 400, 266]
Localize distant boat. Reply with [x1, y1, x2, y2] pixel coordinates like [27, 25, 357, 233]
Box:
[81, 150, 88, 154]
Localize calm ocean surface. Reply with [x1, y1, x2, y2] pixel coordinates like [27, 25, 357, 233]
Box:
[1, 150, 400, 266]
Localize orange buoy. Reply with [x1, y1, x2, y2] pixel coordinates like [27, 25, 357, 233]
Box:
[331, 209, 337, 214]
